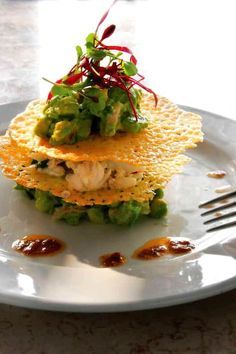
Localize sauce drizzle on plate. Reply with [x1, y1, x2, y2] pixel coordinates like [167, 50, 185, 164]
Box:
[133, 237, 195, 260]
[100, 252, 127, 267]
[12, 234, 65, 257]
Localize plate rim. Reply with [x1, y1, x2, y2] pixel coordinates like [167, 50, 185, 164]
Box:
[0, 269, 235, 312]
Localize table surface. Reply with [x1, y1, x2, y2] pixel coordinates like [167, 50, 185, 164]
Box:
[0, 0, 236, 353]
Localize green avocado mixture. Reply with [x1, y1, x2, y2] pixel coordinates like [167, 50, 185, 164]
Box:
[35, 87, 148, 145]
[34, 20, 157, 145]
[15, 184, 168, 226]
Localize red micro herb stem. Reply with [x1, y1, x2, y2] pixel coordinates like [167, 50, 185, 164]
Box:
[95, 0, 117, 36]
[121, 75, 158, 106]
[130, 55, 137, 65]
[47, 0, 158, 113]
[64, 72, 83, 85]
[98, 43, 134, 55]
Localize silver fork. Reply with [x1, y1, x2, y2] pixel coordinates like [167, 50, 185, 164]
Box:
[199, 190, 236, 232]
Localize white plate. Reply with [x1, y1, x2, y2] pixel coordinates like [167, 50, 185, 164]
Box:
[0, 102, 236, 312]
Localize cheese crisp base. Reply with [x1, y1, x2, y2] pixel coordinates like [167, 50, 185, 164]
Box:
[0, 136, 189, 205]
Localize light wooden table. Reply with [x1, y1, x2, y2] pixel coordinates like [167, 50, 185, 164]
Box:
[0, 1, 236, 353]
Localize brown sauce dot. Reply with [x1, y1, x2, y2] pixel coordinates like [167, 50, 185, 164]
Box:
[100, 252, 127, 268]
[168, 239, 195, 254]
[12, 234, 65, 257]
[207, 170, 226, 179]
[133, 237, 195, 260]
[135, 245, 167, 260]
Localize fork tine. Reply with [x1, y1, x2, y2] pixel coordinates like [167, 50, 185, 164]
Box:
[199, 190, 236, 208]
[207, 220, 236, 232]
[204, 211, 236, 224]
[201, 201, 236, 216]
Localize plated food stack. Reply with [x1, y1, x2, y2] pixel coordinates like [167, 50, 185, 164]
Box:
[0, 17, 203, 226]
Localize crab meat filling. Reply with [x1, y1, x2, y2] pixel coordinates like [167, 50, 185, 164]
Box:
[38, 159, 143, 192]
[66, 161, 143, 192]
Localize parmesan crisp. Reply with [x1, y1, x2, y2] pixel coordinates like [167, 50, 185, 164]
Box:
[0, 93, 203, 205]
[0, 135, 190, 205]
[8, 94, 203, 170]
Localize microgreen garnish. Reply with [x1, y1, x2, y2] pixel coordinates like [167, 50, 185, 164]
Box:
[45, 0, 158, 120]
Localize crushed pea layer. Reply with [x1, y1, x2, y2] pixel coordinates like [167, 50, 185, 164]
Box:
[15, 185, 167, 226]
